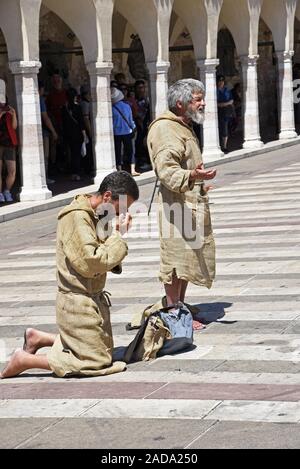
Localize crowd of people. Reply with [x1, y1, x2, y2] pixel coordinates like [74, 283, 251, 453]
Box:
[0, 68, 243, 204]
[39, 72, 94, 185]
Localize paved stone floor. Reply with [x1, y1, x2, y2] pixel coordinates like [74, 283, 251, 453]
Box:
[0, 145, 300, 449]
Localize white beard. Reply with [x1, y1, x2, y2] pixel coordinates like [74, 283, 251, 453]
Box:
[186, 109, 205, 125]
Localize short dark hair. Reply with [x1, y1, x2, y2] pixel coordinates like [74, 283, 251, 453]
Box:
[134, 79, 145, 88]
[110, 80, 118, 88]
[98, 171, 139, 201]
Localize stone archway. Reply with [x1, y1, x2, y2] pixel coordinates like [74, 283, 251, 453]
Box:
[169, 10, 197, 83]
[39, 6, 88, 91]
[111, 9, 148, 83]
[217, 28, 239, 79]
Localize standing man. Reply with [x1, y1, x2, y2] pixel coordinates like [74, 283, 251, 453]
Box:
[217, 75, 234, 153]
[133, 80, 151, 172]
[147, 79, 216, 329]
[1, 171, 139, 379]
[38, 80, 58, 185]
[46, 72, 68, 173]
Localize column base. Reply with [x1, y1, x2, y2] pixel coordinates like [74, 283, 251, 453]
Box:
[202, 147, 224, 162]
[279, 130, 298, 140]
[19, 186, 52, 202]
[243, 139, 264, 149]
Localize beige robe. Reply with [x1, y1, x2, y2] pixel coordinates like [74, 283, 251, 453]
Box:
[47, 194, 127, 377]
[147, 111, 216, 288]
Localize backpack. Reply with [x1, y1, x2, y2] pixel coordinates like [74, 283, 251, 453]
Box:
[124, 302, 193, 363]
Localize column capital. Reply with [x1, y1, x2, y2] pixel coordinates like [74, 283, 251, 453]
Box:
[86, 61, 114, 76]
[275, 50, 294, 62]
[9, 60, 41, 75]
[239, 55, 259, 66]
[146, 61, 170, 75]
[196, 58, 219, 72]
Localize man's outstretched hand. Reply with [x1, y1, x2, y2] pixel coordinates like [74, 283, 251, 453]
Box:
[190, 163, 217, 181]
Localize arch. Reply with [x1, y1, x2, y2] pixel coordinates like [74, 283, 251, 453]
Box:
[218, 0, 250, 56]
[42, 0, 101, 63]
[261, 0, 296, 52]
[111, 10, 139, 77]
[0, 0, 32, 61]
[217, 28, 239, 78]
[169, 12, 185, 47]
[173, 0, 207, 60]
[168, 14, 197, 82]
[296, 1, 300, 24]
[114, 0, 159, 62]
[39, 8, 87, 89]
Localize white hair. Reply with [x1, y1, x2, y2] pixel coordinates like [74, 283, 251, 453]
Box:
[167, 79, 205, 113]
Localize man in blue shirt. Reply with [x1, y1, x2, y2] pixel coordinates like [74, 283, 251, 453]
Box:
[38, 80, 58, 185]
[217, 75, 234, 153]
[111, 87, 140, 177]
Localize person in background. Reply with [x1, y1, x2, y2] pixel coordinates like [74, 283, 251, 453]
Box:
[111, 87, 140, 177]
[133, 79, 151, 171]
[0, 79, 18, 203]
[217, 75, 235, 154]
[80, 84, 94, 176]
[110, 80, 118, 89]
[115, 72, 127, 87]
[38, 80, 58, 185]
[62, 88, 86, 181]
[46, 72, 68, 173]
[119, 84, 139, 117]
[230, 82, 242, 135]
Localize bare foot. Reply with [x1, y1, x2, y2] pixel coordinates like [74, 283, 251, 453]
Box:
[0, 349, 29, 379]
[193, 320, 206, 331]
[23, 328, 40, 354]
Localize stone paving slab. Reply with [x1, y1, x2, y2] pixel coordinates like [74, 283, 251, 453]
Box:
[0, 418, 59, 449]
[17, 418, 214, 449]
[189, 420, 300, 449]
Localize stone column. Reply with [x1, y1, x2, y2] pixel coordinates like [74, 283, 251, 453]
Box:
[9, 60, 51, 201]
[146, 61, 170, 119]
[240, 55, 263, 149]
[86, 62, 115, 185]
[276, 51, 297, 140]
[197, 59, 223, 160]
